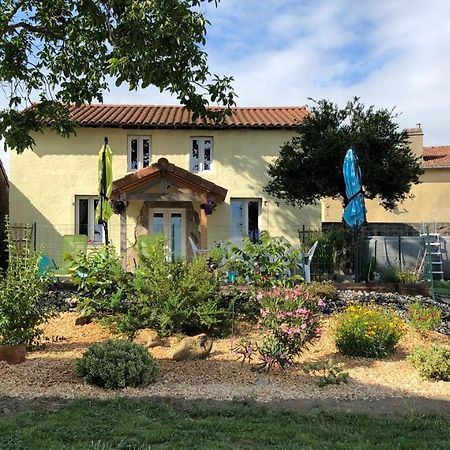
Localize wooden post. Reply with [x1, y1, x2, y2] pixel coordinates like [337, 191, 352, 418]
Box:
[199, 194, 208, 251]
[120, 195, 127, 270]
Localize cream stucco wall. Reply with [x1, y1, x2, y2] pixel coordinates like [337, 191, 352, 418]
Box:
[322, 168, 450, 224]
[10, 127, 320, 261]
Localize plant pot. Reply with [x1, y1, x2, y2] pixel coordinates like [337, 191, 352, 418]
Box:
[0, 344, 26, 364]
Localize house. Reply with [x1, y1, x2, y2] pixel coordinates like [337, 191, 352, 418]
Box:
[0, 158, 9, 268]
[322, 127, 450, 279]
[9, 104, 321, 268]
[322, 126, 450, 236]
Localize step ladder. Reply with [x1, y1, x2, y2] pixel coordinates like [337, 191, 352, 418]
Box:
[420, 226, 444, 282]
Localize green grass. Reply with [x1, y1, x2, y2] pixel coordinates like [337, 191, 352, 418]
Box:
[433, 281, 450, 295]
[0, 398, 449, 449]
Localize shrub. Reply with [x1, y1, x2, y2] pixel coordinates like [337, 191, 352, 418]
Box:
[252, 285, 324, 371]
[408, 344, 450, 381]
[76, 340, 159, 389]
[0, 220, 53, 346]
[335, 305, 405, 358]
[67, 245, 128, 318]
[113, 235, 229, 337]
[306, 281, 338, 302]
[394, 268, 421, 283]
[307, 227, 353, 278]
[302, 359, 349, 387]
[407, 302, 442, 332]
[219, 231, 303, 289]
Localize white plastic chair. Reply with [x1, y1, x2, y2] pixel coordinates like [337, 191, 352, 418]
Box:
[188, 236, 209, 257]
[301, 240, 318, 283]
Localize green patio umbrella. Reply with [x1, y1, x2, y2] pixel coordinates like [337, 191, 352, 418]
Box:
[95, 137, 113, 244]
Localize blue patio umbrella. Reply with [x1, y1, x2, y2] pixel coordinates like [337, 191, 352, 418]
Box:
[342, 148, 366, 228]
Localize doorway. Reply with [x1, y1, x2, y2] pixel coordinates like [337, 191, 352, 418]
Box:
[149, 208, 186, 260]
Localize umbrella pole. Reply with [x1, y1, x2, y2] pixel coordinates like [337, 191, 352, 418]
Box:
[101, 137, 109, 245]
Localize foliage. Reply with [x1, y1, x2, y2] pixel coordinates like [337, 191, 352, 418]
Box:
[252, 285, 324, 371]
[393, 268, 421, 283]
[265, 98, 423, 211]
[2, 401, 450, 450]
[305, 281, 338, 302]
[408, 344, 450, 381]
[407, 302, 442, 332]
[335, 305, 405, 358]
[0, 220, 53, 346]
[302, 359, 349, 387]
[76, 339, 159, 389]
[113, 235, 229, 337]
[67, 245, 128, 318]
[0, 0, 235, 153]
[307, 227, 353, 276]
[218, 231, 303, 289]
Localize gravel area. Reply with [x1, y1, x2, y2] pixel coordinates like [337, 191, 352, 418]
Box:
[1, 312, 450, 405]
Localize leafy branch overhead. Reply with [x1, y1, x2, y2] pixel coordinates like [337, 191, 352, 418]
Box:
[0, 0, 236, 152]
[265, 98, 423, 210]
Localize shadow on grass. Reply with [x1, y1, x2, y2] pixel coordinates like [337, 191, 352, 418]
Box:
[1, 396, 450, 450]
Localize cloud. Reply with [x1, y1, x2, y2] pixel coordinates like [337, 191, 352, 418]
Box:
[197, 0, 450, 145]
[2, 0, 449, 150]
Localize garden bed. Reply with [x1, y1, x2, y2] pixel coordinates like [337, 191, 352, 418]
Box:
[1, 312, 450, 404]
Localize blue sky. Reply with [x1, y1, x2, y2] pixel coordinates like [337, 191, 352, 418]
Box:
[105, 0, 450, 146]
[2, 0, 450, 170]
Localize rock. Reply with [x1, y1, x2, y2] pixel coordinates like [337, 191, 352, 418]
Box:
[172, 334, 213, 361]
[75, 315, 93, 326]
[134, 329, 162, 348]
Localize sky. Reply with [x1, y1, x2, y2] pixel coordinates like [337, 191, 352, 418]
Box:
[2, 0, 450, 171]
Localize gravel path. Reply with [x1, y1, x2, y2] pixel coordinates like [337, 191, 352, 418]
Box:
[1, 312, 450, 414]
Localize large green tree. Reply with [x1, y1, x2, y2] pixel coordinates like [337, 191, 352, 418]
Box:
[265, 98, 423, 211]
[0, 0, 235, 152]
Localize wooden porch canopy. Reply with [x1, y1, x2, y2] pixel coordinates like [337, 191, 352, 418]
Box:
[112, 157, 227, 202]
[112, 158, 227, 258]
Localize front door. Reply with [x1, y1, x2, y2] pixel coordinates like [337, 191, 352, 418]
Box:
[149, 208, 186, 260]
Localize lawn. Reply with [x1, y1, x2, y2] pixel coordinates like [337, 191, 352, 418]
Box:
[0, 398, 449, 450]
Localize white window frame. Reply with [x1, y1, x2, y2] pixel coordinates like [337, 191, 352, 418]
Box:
[190, 137, 213, 173]
[230, 198, 262, 242]
[127, 136, 151, 171]
[75, 196, 104, 244]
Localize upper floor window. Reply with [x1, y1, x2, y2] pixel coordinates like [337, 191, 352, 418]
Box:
[75, 196, 104, 244]
[190, 137, 213, 173]
[128, 136, 151, 171]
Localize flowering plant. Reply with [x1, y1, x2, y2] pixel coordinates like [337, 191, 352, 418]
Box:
[407, 302, 442, 333]
[253, 285, 324, 371]
[335, 304, 405, 358]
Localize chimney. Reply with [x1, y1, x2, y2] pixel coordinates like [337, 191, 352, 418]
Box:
[405, 124, 423, 159]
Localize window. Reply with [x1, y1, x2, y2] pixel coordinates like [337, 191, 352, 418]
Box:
[190, 137, 213, 173]
[230, 199, 261, 242]
[76, 196, 104, 244]
[128, 136, 151, 171]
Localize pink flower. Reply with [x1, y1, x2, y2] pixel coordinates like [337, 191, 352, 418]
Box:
[317, 299, 326, 307]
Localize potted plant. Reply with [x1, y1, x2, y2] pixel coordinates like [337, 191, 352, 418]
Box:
[0, 221, 53, 364]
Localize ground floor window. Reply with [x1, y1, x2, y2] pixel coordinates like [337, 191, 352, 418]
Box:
[230, 198, 261, 242]
[75, 196, 104, 244]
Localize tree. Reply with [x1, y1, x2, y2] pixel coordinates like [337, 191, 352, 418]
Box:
[265, 98, 423, 211]
[0, 0, 235, 153]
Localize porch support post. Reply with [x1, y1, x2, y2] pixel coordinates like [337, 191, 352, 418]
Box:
[199, 193, 208, 250]
[120, 195, 127, 270]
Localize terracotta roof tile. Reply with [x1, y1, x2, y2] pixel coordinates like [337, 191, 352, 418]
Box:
[64, 104, 307, 129]
[423, 146, 450, 168]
